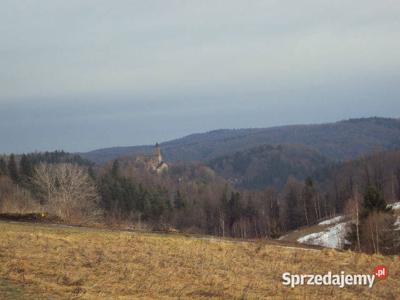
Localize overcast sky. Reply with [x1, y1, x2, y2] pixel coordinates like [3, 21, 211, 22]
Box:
[1, 0, 400, 153]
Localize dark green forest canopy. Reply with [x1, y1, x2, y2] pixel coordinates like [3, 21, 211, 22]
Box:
[82, 117, 400, 163]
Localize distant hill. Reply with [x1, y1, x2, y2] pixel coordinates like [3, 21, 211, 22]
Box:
[208, 144, 332, 190]
[81, 117, 400, 163]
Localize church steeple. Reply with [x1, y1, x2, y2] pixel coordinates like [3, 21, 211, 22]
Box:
[155, 143, 162, 164]
[135, 142, 168, 174]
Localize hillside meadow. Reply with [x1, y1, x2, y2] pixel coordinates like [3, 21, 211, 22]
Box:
[0, 221, 399, 299]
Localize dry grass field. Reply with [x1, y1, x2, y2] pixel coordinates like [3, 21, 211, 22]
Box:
[0, 221, 399, 299]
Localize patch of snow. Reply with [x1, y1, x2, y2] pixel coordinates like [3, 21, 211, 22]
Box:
[395, 217, 400, 230]
[278, 234, 287, 240]
[388, 202, 400, 210]
[297, 222, 349, 249]
[318, 216, 345, 226]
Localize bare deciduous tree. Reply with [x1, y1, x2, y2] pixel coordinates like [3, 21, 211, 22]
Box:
[345, 188, 362, 251]
[33, 163, 100, 222]
[32, 163, 56, 205]
[0, 176, 38, 213]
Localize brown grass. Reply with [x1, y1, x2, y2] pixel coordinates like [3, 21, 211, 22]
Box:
[0, 221, 398, 299]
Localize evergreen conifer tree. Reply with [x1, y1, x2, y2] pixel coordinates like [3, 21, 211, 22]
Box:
[20, 154, 34, 180]
[0, 158, 7, 176]
[7, 154, 19, 183]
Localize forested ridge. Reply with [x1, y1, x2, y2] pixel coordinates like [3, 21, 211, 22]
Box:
[0, 119, 400, 254]
[82, 117, 400, 163]
[208, 144, 332, 190]
[1, 146, 399, 254]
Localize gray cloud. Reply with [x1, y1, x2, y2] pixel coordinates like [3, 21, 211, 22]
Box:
[0, 1, 399, 152]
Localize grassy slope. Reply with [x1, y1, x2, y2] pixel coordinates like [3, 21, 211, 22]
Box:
[0, 222, 399, 299]
[0, 280, 31, 299]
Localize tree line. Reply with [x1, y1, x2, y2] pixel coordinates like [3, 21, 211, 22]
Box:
[0, 150, 399, 254]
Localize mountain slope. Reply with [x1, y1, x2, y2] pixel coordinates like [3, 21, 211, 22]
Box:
[208, 144, 331, 189]
[82, 117, 400, 163]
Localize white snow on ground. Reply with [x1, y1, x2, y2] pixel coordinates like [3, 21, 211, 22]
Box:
[278, 234, 287, 241]
[395, 217, 400, 230]
[388, 202, 400, 210]
[297, 222, 349, 249]
[318, 216, 345, 226]
[295, 203, 400, 248]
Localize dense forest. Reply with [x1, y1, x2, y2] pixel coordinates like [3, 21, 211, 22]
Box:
[0, 147, 399, 254]
[208, 144, 331, 190]
[82, 117, 400, 163]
